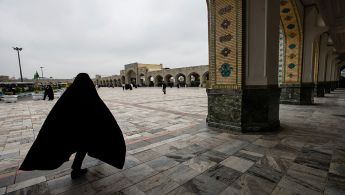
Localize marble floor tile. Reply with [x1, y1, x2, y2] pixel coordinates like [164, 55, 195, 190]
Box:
[146, 156, 179, 172]
[213, 139, 249, 155]
[195, 137, 227, 149]
[166, 186, 197, 195]
[294, 148, 332, 171]
[114, 185, 145, 195]
[91, 172, 133, 195]
[182, 155, 217, 173]
[324, 186, 345, 195]
[85, 163, 119, 182]
[201, 164, 242, 186]
[58, 183, 96, 195]
[47, 174, 88, 195]
[7, 176, 46, 193]
[126, 140, 151, 151]
[252, 139, 279, 148]
[136, 173, 179, 195]
[266, 149, 298, 161]
[6, 182, 49, 195]
[230, 173, 277, 195]
[152, 144, 179, 155]
[0, 187, 5, 195]
[219, 186, 244, 195]
[46, 169, 72, 181]
[166, 144, 208, 163]
[122, 163, 158, 184]
[332, 147, 345, 165]
[198, 149, 230, 163]
[122, 155, 142, 170]
[220, 156, 255, 173]
[278, 163, 327, 195]
[182, 174, 227, 195]
[233, 150, 264, 162]
[246, 163, 284, 184]
[234, 135, 262, 143]
[132, 149, 162, 163]
[257, 155, 292, 174]
[162, 164, 200, 185]
[242, 144, 271, 155]
[330, 163, 345, 176]
[270, 186, 301, 195]
[326, 173, 345, 191]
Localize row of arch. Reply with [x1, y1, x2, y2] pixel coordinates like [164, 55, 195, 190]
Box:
[94, 71, 209, 87]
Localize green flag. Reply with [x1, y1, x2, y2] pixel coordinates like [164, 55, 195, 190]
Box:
[34, 71, 39, 79]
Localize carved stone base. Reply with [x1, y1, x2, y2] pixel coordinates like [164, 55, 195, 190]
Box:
[206, 88, 281, 133]
[279, 83, 315, 105]
[314, 83, 326, 97]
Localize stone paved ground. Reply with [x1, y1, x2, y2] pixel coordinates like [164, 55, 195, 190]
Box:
[0, 87, 344, 195]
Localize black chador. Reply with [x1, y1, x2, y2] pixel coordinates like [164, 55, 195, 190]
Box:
[47, 85, 54, 100]
[20, 73, 126, 179]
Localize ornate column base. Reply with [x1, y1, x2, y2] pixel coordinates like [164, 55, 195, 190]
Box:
[314, 83, 326, 97]
[206, 88, 281, 133]
[279, 83, 315, 105]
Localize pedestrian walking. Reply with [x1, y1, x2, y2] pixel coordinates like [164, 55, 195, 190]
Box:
[122, 84, 125, 90]
[162, 81, 166, 94]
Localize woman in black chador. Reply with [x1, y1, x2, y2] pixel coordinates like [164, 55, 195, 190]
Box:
[20, 73, 126, 179]
[47, 85, 54, 101]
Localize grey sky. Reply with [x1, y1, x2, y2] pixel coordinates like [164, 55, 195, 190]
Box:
[0, 0, 208, 79]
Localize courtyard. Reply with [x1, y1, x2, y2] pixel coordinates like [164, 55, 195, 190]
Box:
[0, 87, 344, 195]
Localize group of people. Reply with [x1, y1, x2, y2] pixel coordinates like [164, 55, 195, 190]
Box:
[43, 85, 54, 101]
[122, 83, 139, 90]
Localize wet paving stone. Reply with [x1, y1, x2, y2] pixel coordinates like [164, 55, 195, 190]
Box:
[0, 88, 345, 194]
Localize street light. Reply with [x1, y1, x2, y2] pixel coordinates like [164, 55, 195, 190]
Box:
[12, 47, 23, 82]
[40, 67, 44, 79]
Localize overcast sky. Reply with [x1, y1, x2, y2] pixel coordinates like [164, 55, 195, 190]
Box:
[0, 0, 208, 79]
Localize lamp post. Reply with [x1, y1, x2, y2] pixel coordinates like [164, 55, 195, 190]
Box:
[12, 47, 23, 82]
[40, 67, 44, 79]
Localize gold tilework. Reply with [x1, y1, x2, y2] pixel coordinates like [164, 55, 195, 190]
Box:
[314, 37, 320, 82]
[280, 0, 303, 83]
[208, 0, 243, 89]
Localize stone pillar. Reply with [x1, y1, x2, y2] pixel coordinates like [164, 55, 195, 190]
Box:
[280, 83, 315, 104]
[314, 82, 326, 97]
[206, 0, 280, 132]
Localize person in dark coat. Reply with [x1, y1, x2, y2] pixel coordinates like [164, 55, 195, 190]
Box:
[162, 81, 166, 94]
[42, 85, 48, 100]
[47, 85, 54, 101]
[20, 73, 126, 179]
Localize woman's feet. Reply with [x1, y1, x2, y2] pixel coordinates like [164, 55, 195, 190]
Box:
[71, 169, 87, 179]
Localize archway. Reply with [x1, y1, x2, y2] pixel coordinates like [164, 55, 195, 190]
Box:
[109, 80, 113, 86]
[139, 73, 145, 85]
[165, 74, 174, 87]
[188, 72, 200, 87]
[175, 73, 186, 87]
[126, 70, 136, 85]
[155, 75, 163, 87]
[147, 75, 154, 87]
[121, 76, 125, 85]
[118, 79, 121, 86]
[202, 71, 209, 88]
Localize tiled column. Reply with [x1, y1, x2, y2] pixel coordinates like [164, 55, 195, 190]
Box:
[206, 0, 280, 132]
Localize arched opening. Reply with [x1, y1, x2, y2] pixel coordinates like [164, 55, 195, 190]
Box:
[121, 76, 125, 85]
[147, 75, 154, 87]
[188, 72, 200, 87]
[126, 70, 136, 85]
[155, 75, 163, 87]
[340, 65, 345, 88]
[175, 73, 186, 87]
[113, 79, 117, 86]
[139, 73, 145, 85]
[202, 71, 210, 88]
[109, 80, 113, 86]
[165, 74, 174, 88]
[118, 79, 121, 86]
[106, 80, 109, 86]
